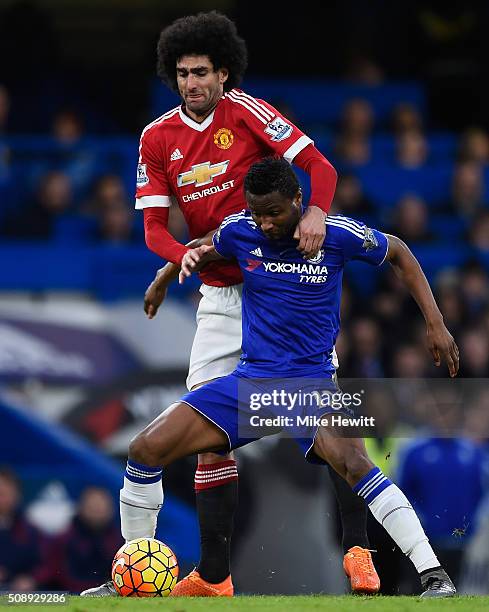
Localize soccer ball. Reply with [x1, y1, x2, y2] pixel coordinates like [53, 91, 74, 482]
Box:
[111, 537, 179, 597]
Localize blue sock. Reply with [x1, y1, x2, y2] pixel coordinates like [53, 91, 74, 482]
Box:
[352, 466, 392, 504]
[125, 459, 162, 484]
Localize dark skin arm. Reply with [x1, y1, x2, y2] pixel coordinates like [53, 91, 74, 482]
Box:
[176, 233, 459, 375]
[385, 234, 459, 377]
[179, 245, 224, 284]
[144, 230, 216, 319]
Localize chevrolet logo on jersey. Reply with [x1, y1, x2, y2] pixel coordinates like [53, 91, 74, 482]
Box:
[177, 160, 230, 188]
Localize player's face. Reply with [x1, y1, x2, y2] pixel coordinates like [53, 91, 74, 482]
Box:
[247, 190, 302, 240]
[176, 55, 228, 120]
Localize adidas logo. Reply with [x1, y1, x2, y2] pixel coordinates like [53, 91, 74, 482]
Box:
[170, 148, 183, 161]
[250, 247, 263, 257]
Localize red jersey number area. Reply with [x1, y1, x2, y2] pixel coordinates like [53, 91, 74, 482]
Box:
[136, 89, 312, 286]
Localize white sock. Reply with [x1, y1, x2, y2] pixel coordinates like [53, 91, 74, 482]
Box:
[120, 460, 164, 542]
[354, 467, 439, 573]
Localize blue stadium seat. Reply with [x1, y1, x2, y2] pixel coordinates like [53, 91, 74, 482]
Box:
[54, 215, 98, 243]
[429, 215, 468, 242]
[353, 162, 453, 208]
[410, 244, 471, 283]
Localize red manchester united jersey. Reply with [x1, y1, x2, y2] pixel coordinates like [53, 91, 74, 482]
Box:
[135, 88, 313, 286]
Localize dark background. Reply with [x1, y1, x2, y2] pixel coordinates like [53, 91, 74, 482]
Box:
[1, 0, 488, 133]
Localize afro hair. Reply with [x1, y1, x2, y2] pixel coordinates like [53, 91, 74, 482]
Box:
[157, 11, 248, 93]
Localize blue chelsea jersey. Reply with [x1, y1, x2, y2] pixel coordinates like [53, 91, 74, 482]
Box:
[213, 211, 389, 378]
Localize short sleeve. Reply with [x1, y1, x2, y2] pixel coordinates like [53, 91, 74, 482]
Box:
[212, 215, 241, 259]
[327, 216, 389, 266]
[228, 90, 313, 163]
[135, 128, 173, 210]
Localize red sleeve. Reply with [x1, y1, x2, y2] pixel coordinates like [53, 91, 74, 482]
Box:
[135, 126, 172, 205]
[293, 143, 337, 214]
[143, 207, 189, 265]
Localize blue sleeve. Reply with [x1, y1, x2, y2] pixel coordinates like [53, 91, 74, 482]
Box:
[212, 215, 238, 259]
[327, 216, 389, 266]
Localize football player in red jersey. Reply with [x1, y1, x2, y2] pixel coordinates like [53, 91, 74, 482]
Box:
[81, 11, 379, 598]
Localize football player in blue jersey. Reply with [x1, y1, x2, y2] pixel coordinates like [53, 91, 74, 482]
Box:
[119, 157, 458, 598]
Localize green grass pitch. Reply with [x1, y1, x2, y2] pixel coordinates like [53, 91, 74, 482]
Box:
[5, 595, 489, 612]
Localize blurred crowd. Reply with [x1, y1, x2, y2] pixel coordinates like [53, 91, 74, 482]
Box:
[0, 469, 121, 593]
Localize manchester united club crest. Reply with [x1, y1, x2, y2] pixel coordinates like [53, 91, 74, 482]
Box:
[214, 128, 234, 150]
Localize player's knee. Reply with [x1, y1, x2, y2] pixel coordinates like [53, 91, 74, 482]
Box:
[129, 431, 164, 467]
[198, 451, 233, 464]
[343, 447, 374, 486]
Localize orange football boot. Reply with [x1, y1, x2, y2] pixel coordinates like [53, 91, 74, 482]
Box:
[343, 546, 380, 594]
[169, 569, 234, 597]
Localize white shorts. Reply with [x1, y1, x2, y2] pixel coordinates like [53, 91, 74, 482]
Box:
[186, 284, 243, 390]
[186, 283, 339, 390]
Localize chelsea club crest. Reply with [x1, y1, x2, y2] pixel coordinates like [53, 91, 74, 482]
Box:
[307, 249, 324, 264]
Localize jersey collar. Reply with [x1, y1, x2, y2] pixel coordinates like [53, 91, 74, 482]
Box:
[178, 106, 216, 132]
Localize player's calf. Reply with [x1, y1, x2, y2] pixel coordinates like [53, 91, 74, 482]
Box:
[121, 402, 228, 542]
[313, 431, 455, 597]
[193, 453, 238, 584]
[313, 430, 374, 486]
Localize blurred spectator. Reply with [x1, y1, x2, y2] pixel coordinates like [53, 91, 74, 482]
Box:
[457, 127, 489, 165]
[346, 317, 384, 377]
[83, 174, 129, 216]
[0, 84, 10, 134]
[96, 200, 136, 243]
[389, 194, 435, 244]
[371, 288, 405, 335]
[445, 161, 487, 219]
[0, 469, 43, 592]
[391, 344, 429, 378]
[396, 129, 428, 169]
[2, 171, 74, 239]
[435, 271, 466, 335]
[397, 407, 489, 587]
[339, 98, 374, 138]
[468, 211, 489, 252]
[52, 109, 84, 146]
[343, 54, 384, 85]
[391, 103, 423, 136]
[48, 108, 100, 199]
[330, 174, 373, 216]
[458, 326, 489, 377]
[459, 261, 489, 318]
[464, 388, 489, 447]
[26, 481, 75, 537]
[334, 133, 371, 168]
[47, 487, 122, 593]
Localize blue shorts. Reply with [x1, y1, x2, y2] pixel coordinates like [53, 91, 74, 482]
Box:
[180, 371, 351, 464]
